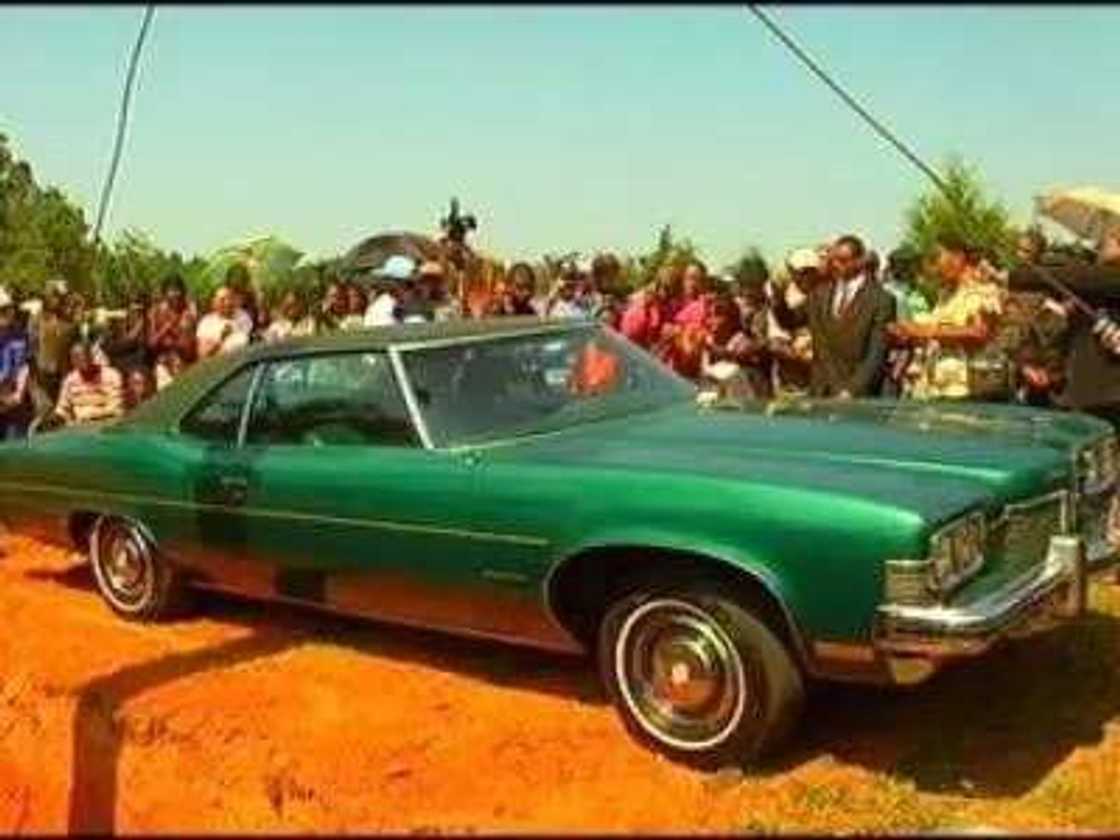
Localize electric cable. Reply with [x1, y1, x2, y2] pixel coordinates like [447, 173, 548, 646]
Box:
[745, 4, 1096, 317]
[90, 4, 156, 298]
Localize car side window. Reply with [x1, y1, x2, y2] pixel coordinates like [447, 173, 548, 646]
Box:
[246, 352, 419, 448]
[179, 365, 257, 444]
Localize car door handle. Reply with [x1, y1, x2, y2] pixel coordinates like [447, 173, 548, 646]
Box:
[217, 475, 249, 505]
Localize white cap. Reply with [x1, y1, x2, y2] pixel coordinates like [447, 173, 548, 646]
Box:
[377, 255, 417, 281]
[786, 248, 821, 272]
[0, 287, 11, 308]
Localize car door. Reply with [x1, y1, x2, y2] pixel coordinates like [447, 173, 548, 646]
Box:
[234, 350, 540, 638]
[144, 361, 279, 596]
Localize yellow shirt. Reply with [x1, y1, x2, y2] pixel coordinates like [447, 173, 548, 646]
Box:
[904, 277, 1006, 400]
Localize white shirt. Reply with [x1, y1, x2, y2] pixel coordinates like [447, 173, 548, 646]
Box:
[832, 273, 866, 317]
[234, 308, 254, 335]
[548, 298, 588, 320]
[364, 293, 399, 327]
[264, 317, 316, 343]
[196, 312, 250, 356]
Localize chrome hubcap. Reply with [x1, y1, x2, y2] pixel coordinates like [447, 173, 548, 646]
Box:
[97, 524, 151, 607]
[616, 600, 748, 750]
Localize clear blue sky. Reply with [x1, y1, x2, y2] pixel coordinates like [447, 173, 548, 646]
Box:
[3, 5, 1118, 267]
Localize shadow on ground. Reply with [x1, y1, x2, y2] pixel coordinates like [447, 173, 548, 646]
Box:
[25, 560, 1120, 821]
[769, 605, 1120, 797]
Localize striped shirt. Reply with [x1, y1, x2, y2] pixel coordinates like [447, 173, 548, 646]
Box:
[55, 366, 124, 424]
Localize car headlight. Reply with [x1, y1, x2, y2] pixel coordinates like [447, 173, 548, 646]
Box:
[1078, 435, 1119, 491]
[884, 512, 987, 607]
[1099, 436, 1119, 485]
[929, 512, 986, 593]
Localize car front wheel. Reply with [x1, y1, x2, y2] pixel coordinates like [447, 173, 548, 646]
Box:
[598, 583, 804, 770]
[90, 516, 189, 621]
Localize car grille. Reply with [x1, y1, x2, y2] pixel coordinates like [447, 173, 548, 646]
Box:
[987, 493, 1067, 581]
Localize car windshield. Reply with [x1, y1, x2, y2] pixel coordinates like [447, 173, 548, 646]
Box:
[399, 325, 696, 448]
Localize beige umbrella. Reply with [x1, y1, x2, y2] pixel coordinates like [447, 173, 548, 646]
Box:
[1035, 186, 1120, 244]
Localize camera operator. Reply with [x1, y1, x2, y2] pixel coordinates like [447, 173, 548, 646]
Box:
[1008, 227, 1120, 428]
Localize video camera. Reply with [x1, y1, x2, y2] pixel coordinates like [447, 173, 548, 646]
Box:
[440, 197, 477, 246]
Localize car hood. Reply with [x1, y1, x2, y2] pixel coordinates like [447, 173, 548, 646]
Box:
[476, 398, 1102, 522]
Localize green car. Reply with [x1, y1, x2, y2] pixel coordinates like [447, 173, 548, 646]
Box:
[1, 317, 1117, 768]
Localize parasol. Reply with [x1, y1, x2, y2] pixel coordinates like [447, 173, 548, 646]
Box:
[340, 232, 443, 282]
[203, 235, 304, 291]
[1035, 186, 1120, 244]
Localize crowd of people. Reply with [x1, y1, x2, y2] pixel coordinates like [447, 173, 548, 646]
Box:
[2, 225, 1120, 440]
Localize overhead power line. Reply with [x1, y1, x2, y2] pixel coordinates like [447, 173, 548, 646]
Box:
[91, 5, 156, 260]
[745, 4, 948, 195]
[744, 4, 1095, 318]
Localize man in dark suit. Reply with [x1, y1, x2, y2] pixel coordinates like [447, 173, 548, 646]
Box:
[770, 235, 896, 398]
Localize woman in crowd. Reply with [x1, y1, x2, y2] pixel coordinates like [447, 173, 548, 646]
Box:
[319, 280, 349, 332]
[264, 289, 317, 342]
[889, 233, 1006, 401]
[154, 350, 183, 392]
[101, 294, 150, 373]
[340, 284, 369, 331]
[490, 263, 540, 317]
[620, 263, 680, 349]
[124, 365, 156, 411]
[147, 274, 198, 365]
[699, 290, 771, 399]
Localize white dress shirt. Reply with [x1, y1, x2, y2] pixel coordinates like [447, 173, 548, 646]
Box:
[832, 273, 866, 317]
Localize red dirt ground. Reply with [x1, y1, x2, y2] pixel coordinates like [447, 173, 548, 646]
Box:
[1, 532, 1119, 834]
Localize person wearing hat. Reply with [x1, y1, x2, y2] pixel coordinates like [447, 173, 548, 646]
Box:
[770, 236, 896, 399]
[765, 249, 819, 396]
[364, 255, 417, 328]
[0, 287, 32, 440]
[398, 261, 443, 324]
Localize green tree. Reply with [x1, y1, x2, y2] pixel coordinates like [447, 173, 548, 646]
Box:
[0, 133, 96, 296]
[631, 224, 701, 288]
[902, 156, 1015, 268]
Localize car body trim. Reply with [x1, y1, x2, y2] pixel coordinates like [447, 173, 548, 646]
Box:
[874, 534, 1096, 657]
[191, 580, 584, 655]
[0, 481, 549, 548]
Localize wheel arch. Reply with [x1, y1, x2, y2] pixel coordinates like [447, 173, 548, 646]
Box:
[544, 539, 812, 670]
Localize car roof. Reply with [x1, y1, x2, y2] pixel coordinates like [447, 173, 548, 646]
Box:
[116, 316, 594, 431]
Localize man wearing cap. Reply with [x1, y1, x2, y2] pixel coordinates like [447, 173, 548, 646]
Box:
[404, 261, 444, 323]
[770, 236, 896, 399]
[364, 255, 417, 328]
[0, 288, 31, 440]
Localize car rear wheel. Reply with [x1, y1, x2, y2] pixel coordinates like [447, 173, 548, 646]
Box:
[90, 517, 190, 621]
[598, 582, 804, 770]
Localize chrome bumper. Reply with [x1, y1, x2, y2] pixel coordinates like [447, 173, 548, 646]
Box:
[874, 535, 1113, 681]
